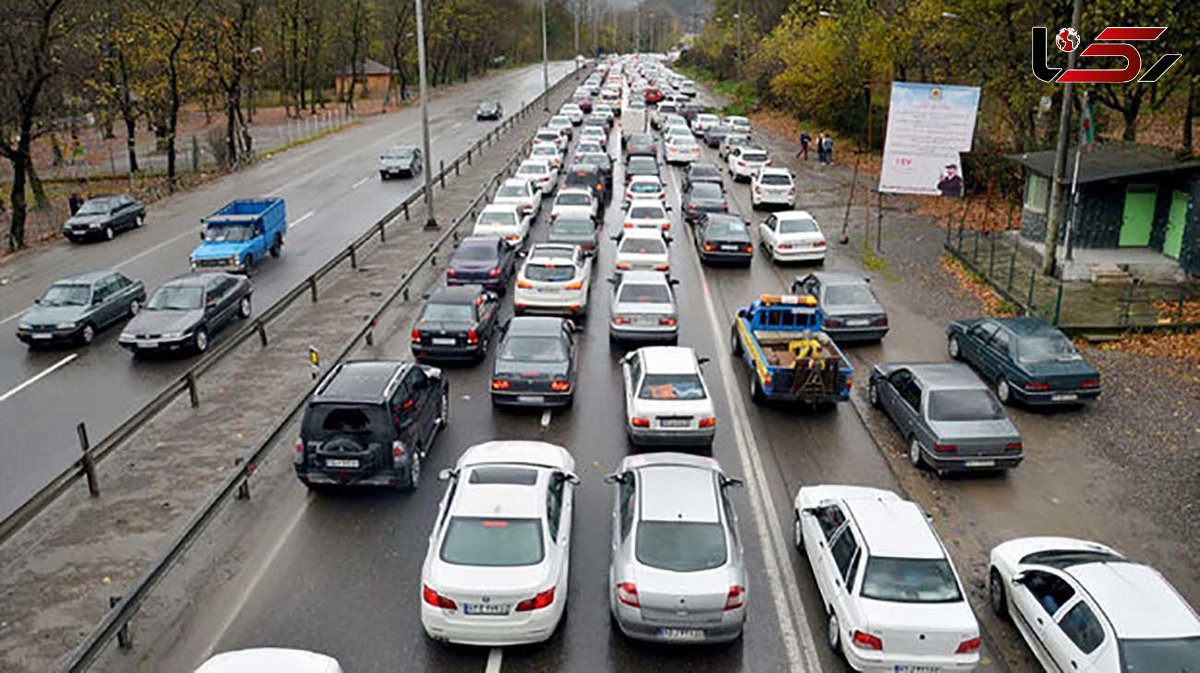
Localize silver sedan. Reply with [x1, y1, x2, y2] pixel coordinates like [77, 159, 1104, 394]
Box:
[605, 452, 747, 643]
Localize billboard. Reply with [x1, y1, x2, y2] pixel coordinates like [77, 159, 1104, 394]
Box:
[879, 82, 981, 197]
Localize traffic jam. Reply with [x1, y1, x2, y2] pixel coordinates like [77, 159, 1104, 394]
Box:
[180, 55, 1197, 672]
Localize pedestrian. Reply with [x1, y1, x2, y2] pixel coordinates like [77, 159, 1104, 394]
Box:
[822, 135, 834, 165]
[68, 192, 83, 216]
[816, 133, 827, 164]
[798, 131, 811, 161]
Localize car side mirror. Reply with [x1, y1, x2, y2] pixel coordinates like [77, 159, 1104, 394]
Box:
[437, 468, 457, 482]
[33, 298, 42, 306]
[668, 278, 680, 286]
[721, 476, 744, 489]
[1011, 571, 1029, 586]
[563, 471, 581, 485]
[697, 357, 711, 366]
[737, 308, 748, 318]
[603, 471, 627, 485]
[665, 204, 673, 211]
[93, 296, 105, 305]
[606, 276, 617, 285]
[199, 229, 205, 240]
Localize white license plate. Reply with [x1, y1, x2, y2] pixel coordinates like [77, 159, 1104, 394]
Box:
[325, 458, 360, 469]
[964, 460, 995, 468]
[1051, 393, 1078, 402]
[895, 666, 943, 673]
[517, 395, 545, 404]
[31, 333, 53, 340]
[659, 418, 690, 428]
[721, 244, 741, 251]
[431, 338, 456, 346]
[137, 340, 159, 348]
[657, 628, 704, 641]
[464, 603, 510, 615]
[846, 319, 870, 327]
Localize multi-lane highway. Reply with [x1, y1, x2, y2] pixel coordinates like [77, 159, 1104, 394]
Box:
[0, 62, 575, 520]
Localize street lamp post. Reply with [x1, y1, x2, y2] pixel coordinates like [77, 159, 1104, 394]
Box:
[414, 0, 436, 229]
[541, 0, 550, 110]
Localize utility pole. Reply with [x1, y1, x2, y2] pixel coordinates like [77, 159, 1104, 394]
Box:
[541, 0, 550, 111]
[573, 0, 580, 57]
[635, 1, 641, 53]
[415, 0, 436, 229]
[1043, 0, 1084, 275]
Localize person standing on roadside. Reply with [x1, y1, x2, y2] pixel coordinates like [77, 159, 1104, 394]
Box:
[822, 135, 834, 165]
[816, 133, 826, 164]
[68, 192, 83, 216]
[798, 131, 811, 160]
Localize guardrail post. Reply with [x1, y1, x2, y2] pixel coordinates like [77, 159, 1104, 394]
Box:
[972, 228, 981, 263]
[1051, 280, 1065, 326]
[439, 161, 446, 188]
[455, 160, 460, 177]
[235, 459, 251, 500]
[349, 246, 358, 270]
[379, 220, 387, 243]
[308, 277, 318, 302]
[366, 318, 376, 347]
[403, 285, 411, 302]
[77, 422, 99, 497]
[255, 320, 268, 347]
[987, 235, 996, 277]
[186, 371, 200, 408]
[1007, 244, 1018, 291]
[467, 148, 472, 166]
[404, 201, 410, 221]
[109, 596, 133, 649]
[430, 250, 437, 267]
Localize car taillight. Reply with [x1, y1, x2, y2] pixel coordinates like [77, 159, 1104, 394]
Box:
[699, 417, 716, 428]
[506, 235, 520, 243]
[624, 222, 633, 228]
[1025, 381, 1049, 391]
[565, 280, 584, 290]
[392, 441, 405, 457]
[765, 159, 773, 166]
[1082, 378, 1100, 388]
[723, 203, 729, 211]
[446, 268, 457, 278]
[688, 202, 696, 209]
[724, 585, 745, 610]
[742, 244, 753, 253]
[1005, 442, 1023, 451]
[467, 329, 479, 344]
[778, 243, 794, 250]
[550, 380, 571, 392]
[486, 266, 502, 278]
[630, 417, 650, 428]
[788, 188, 796, 196]
[956, 637, 982, 654]
[616, 262, 631, 270]
[813, 240, 827, 248]
[551, 213, 559, 220]
[617, 582, 640, 607]
[872, 316, 889, 326]
[294, 439, 305, 464]
[852, 630, 883, 651]
[932, 443, 957, 453]
[754, 186, 762, 194]
[423, 585, 457, 610]
[704, 243, 716, 251]
[625, 192, 633, 201]
[737, 159, 746, 166]
[613, 316, 630, 324]
[491, 379, 511, 390]
[517, 279, 534, 289]
[658, 317, 677, 326]
[411, 328, 421, 343]
[658, 192, 666, 199]
[661, 222, 670, 230]
[654, 264, 669, 271]
[515, 587, 556, 612]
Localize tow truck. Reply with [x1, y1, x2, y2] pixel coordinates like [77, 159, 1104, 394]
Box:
[730, 293, 853, 407]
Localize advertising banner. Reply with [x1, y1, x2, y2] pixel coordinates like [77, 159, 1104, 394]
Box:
[879, 82, 981, 196]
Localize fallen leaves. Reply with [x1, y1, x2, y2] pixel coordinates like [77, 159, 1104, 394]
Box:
[939, 256, 1019, 318]
[1096, 331, 1200, 368]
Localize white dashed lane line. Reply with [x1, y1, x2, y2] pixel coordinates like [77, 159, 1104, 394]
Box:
[351, 176, 371, 190]
[485, 647, 503, 673]
[0, 354, 79, 403]
[288, 210, 315, 230]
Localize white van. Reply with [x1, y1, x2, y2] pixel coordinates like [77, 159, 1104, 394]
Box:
[623, 104, 647, 138]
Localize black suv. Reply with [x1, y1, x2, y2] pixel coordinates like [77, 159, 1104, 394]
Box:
[562, 164, 607, 206]
[295, 360, 448, 491]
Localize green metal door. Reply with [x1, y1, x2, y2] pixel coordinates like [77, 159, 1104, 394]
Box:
[1119, 185, 1156, 247]
[1164, 190, 1187, 259]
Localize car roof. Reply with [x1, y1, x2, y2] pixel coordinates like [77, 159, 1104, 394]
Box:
[637, 462, 720, 523]
[481, 203, 519, 213]
[428, 285, 483, 304]
[507, 316, 568, 336]
[620, 227, 664, 240]
[741, 146, 769, 155]
[457, 440, 573, 472]
[460, 235, 500, 248]
[776, 210, 817, 221]
[844, 498, 946, 559]
[638, 346, 699, 374]
[629, 175, 662, 185]
[501, 178, 531, 188]
[620, 270, 669, 285]
[452, 468, 548, 518]
[627, 156, 657, 165]
[993, 316, 1060, 337]
[56, 270, 114, 284]
[898, 363, 987, 390]
[758, 167, 792, 177]
[162, 273, 222, 288]
[689, 162, 720, 174]
[519, 159, 551, 169]
[627, 199, 666, 210]
[314, 360, 406, 404]
[804, 271, 869, 286]
[556, 188, 592, 198]
[195, 649, 341, 673]
[1065, 562, 1200, 638]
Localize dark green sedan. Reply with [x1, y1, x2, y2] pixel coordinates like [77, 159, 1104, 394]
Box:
[947, 316, 1101, 406]
[16, 270, 146, 347]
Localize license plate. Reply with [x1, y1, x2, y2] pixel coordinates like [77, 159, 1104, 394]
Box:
[137, 340, 159, 348]
[325, 458, 360, 469]
[464, 603, 510, 615]
[659, 418, 690, 428]
[846, 319, 870, 327]
[1051, 393, 1078, 402]
[721, 244, 741, 251]
[431, 338, 456, 346]
[895, 667, 943, 673]
[657, 628, 704, 641]
[517, 395, 545, 404]
[964, 460, 995, 468]
[31, 333, 52, 340]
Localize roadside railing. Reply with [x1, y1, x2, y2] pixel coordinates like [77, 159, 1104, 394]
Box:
[0, 67, 578, 546]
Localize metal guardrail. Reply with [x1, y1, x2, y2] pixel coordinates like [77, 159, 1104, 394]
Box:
[58, 69, 574, 673]
[0, 68, 577, 547]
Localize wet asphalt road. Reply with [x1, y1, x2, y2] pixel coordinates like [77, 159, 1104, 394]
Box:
[160, 114, 1014, 673]
[0, 62, 575, 520]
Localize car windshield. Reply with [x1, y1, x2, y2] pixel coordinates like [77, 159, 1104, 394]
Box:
[577, 144, 604, 154]
[203, 224, 254, 242]
[619, 237, 666, 255]
[76, 200, 114, 215]
[760, 174, 792, 185]
[384, 148, 414, 160]
[618, 283, 670, 303]
[638, 373, 706, 400]
[727, 136, 749, 147]
[40, 283, 91, 306]
[691, 183, 723, 199]
[779, 217, 818, 234]
[525, 264, 576, 282]
[518, 164, 547, 176]
[630, 182, 661, 194]
[1119, 636, 1200, 672]
[927, 389, 1006, 421]
[825, 284, 876, 306]
[497, 185, 527, 198]
[1016, 336, 1083, 363]
[147, 285, 203, 311]
[630, 206, 664, 220]
[455, 243, 495, 261]
[440, 517, 544, 567]
[421, 302, 474, 323]
[859, 557, 963, 603]
[557, 193, 591, 206]
[532, 147, 556, 157]
[499, 335, 567, 362]
[636, 521, 727, 572]
[628, 159, 656, 173]
[478, 211, 516, 226]
[552, 219, 592, 235]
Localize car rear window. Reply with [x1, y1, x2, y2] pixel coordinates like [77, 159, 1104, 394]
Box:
[705, 220, 747, 237]
[638, 374, 706, 400]
[636, 521, 727, 572]
[618, 283, 670, 304]
[468, 466, 538, 485]
[691, 183, 723, 199]
[630, 182, 661, 195]
[518, 164, 548, 176]
[630, 206, 665, 219]
[743, 152, 769, 162]
[556, 192, 591, 206]
[628, 159, 657, 173]
[760, 174, 792, 185]
[525, 264, 577, 282]
[478, 211, 516, 226]
[1119, 636, 1200, 671]
[859, 557, 963, 603]
[454, 242, 496, 261]
[421, 302, 474, 323]
[552, 219, 593, 234]
[619, 237, 666, 255]
[824, 284, 875, 306]
[1016, 336, 1083, 364]
[778, 218, 818, 234]
[927, 390, 1006, 421]
[440, 517, 544, 567]
[302, 404, 389, 439]
[497, 185, 526, 198]
[499, 335, 567, 362]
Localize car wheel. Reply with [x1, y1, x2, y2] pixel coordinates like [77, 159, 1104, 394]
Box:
[406, 452, 422, 491]
[269, 235, 282, 258]
[909, 437, 925, 469]
[989, 568, 1010, 620]
[730, 324, 743, 356]
[128, 299, 142, 318]
[868, 380, 880, 408]
[827, 612, 842, 654]
[194, 327, 209, 354]
[948, 335, 961, 360]
[79, 323, 96, 345]
[793, 512, 805, 551]
[104, 226, 115, 240]
[237, 296, 252, 319]
[750, 377, 766, 406]
[996, 377, 1012, 405]
[243, 254, 253, 273]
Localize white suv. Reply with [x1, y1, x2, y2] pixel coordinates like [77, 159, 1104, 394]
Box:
[515, 244, 592, 316]
[793, 485, 981, 673]
[751, 167, 796, 209]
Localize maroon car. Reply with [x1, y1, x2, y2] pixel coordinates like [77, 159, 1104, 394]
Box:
[572, 97, 593, 114]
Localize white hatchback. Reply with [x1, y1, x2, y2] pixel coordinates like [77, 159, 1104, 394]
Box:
[515, 244, 592, 316]
[793, 485, 981, 673]
[614, 227, 670, 274]
[493, 178, 543, 219]
[473, 204, 532, 248]
[728, 146, 771, 181]
[664, 136, 701, 165]
[559, 103, 584, 125]
[623, 199, 672, 232]
[759, 210, 827, 263]
[751, 167, 796, 209]
[621, 346, 716, 447]
[516, 159, 559, 195]
[421, 441, 578, 647]
[624, 175, 667, 208]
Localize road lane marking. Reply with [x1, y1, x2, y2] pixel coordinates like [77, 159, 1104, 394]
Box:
[0, 354, 79, 403]
[115, 227, 204, 271]
[288, 210, 315, 230]
[0, 311, 24, 326]
[351, 176, 370, 190]
[668, 165, 819, 673]
[485, 647, 502, 673]
[540, 410, 552, 428]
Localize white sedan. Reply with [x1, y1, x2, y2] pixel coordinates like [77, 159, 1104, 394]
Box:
[421, 441, 579, 646]
[989, 536, 1200, 673]
[558, 104, 584, 125]
[529, 142, 563, 169]
[620, 346, 716, 447]
[473, 204, 532, 248]
[550, 188, 599, 222]
[751, 167, 796, 209]
[492, 178, 543, 219]
[759, 210, 827, 263]
[664, 136, 701, 165]
[515, 244, 593, 316]
[691, 113, 721, 136]
[195, 649, 342, 673]
[793, 485, 981, 673]
[623, 199, 672, 232]
[725, 115, 752, 135]
[614, 227, 670, 274]
[516, 159, 559, 195]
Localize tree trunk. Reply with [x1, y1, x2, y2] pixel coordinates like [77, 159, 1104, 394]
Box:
[167, 50, 181, 191]
[1121, 101, 1139, 142]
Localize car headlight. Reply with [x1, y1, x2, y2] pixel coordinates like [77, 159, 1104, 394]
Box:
[161, 332, 183, 339]
[229, 255, 240, 264]
[18, 323, 31, 330]
[88, 222, 100, 228]
[56, 322, 76, 329]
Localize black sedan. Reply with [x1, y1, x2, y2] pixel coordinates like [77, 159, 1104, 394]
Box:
[947, 316, 1101, 406]
[694, 214, 752, 266]
[792, 272, 889, 343]
[446, 235, 517, 294]
[411, 285, 500, 362]
[63, 194, 145, 242]
[548, 215, 599, 254]
[683, 181, 729, 224]
[475, 99, 503, 120]
[575, 152, 613, 195]
[490, 317, 577, 409]
[119, 272, 252, 356]
[16, 270, 146, 347]
[681, 162, 723, 193]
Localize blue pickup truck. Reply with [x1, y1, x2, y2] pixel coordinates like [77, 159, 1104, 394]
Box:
[730, 293, 853, 406]
[190, 198, 287, 274]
